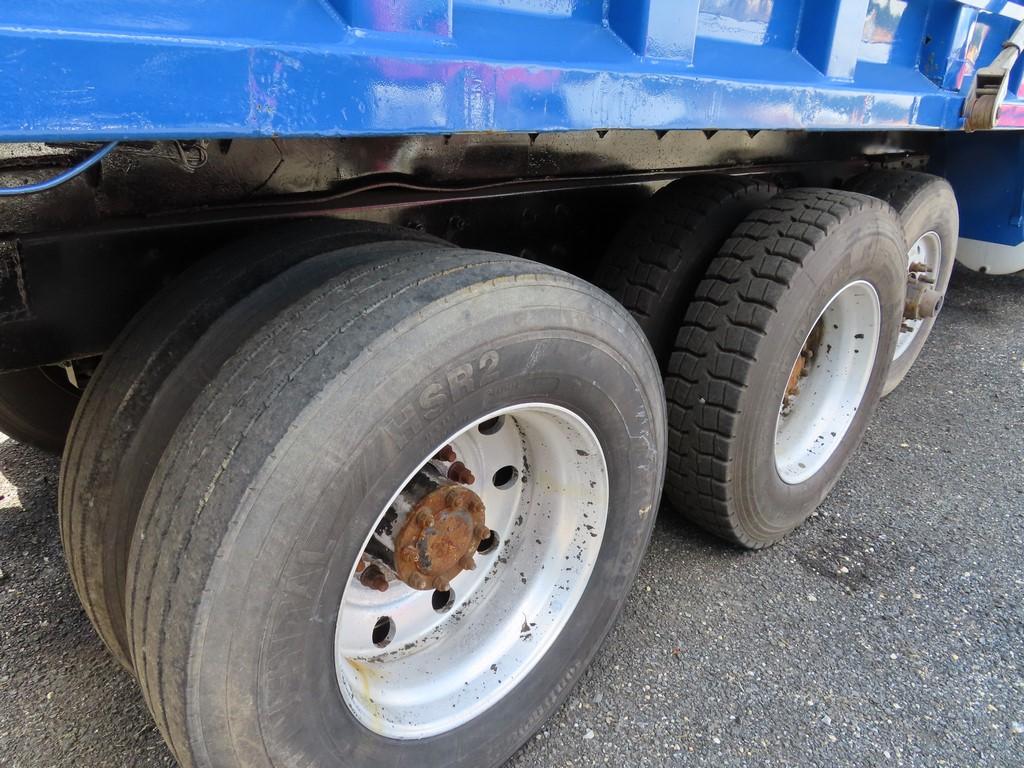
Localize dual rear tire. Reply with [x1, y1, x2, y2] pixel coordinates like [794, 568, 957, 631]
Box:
[50, 170, 958, 765]
[662, 189, 906, 547]
[59, 227, 666, 767]
[60, 219, 447, 668]
[598, 173, 957, 548]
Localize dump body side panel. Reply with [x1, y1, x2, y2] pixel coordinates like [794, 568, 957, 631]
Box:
[1, 0, 1024, 141]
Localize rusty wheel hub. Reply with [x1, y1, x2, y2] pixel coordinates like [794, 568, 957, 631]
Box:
[783, 318, 823, 414]
[395, 485, 488, 591]
[335, 404, 609, 740]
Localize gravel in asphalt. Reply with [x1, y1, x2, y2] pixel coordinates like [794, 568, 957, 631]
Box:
[0, 266, 1021, 767]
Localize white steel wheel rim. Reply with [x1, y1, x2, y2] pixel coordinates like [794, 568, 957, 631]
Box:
[334, 404, 609, 739]
[774, 280, 881, 485]
[895, 231, 942, 361]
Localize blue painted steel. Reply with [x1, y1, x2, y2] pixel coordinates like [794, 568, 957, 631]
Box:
[1, 0, 1024, 142]
[608, 0, 701, 60]
[932, 131, 1024, 245]
[0, 142, 119, 196]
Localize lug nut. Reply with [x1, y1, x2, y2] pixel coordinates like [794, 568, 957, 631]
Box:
[458, 555, 476, 571]
[474, 524, 490, 540]
[434, 445, 457, 462]
[448, 461, 475, 484]
[358, 564, 389, 592]
[432, 577, 450, 591]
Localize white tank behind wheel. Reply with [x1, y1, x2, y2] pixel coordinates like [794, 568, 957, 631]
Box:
[847, 170, 959, 396]
[663, 189, 907, 549]
[956, 237, 1024, 275]
[124, 242, 665, 768]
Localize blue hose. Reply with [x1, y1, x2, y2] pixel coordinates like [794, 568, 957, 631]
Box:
[0, 142, 119, 196]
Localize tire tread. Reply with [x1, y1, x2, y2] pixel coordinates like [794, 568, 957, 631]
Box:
[664, 189, 895, 547]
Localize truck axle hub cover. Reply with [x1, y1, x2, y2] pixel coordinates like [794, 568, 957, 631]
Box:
[395, 486, 487, 591]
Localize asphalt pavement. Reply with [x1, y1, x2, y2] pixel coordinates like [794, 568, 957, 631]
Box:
[1, 265, 1021, 767]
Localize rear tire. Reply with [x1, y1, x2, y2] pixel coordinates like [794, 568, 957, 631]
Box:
[59, 219, 442, 670]
[664, 189, 906, 548]
[126, 243, 665, 768]
[0, 367, 79, 454]
[847, 170, 958, 395]
[594, 174, 779, 366]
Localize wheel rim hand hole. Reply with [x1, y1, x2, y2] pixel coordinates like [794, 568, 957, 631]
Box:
[492, 465, 519, 489]
[431, 589, 455, 613]
[372, 616, 396, 648]
[336, 404, 609, 739]
[477, 415, 505, 435]
[477, 530, 500, 554]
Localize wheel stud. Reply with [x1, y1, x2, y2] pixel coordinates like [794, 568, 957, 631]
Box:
[359, 564, 389, 592]
[433, 444, 457, 462]
[447, 461, 475, 484]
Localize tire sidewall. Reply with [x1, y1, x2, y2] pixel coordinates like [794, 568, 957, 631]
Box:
[186, 290, 664, 767]
[883, 183, 958, 395]
[731, 211, 906, 543]
[61, 220, 447, 668]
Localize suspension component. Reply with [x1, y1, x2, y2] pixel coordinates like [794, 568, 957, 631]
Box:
[963, 18, 1024, 132]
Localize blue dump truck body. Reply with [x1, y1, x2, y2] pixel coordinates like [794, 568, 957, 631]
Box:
[4, 1, 1024, 257]
[0, 6, 1022, 766]
[1, 0, 1024, 139]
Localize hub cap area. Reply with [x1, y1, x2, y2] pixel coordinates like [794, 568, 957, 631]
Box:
[335, 404, 609, 739]
[775, 281, 881, 485]
[897, 231, 942, 361]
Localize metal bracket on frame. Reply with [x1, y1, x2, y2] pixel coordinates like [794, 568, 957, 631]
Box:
[963, 18, 1024, 131]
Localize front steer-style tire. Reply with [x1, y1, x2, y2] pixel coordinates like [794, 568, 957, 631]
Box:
[847, 170, 959, 396]
[0, 366, 80, 454]
[60, 219, 443, 670]
[664, 189, 907, 548]
[126, 242, 666, 768]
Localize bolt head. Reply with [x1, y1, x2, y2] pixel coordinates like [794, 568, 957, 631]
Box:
[409, 573, 431, 590]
